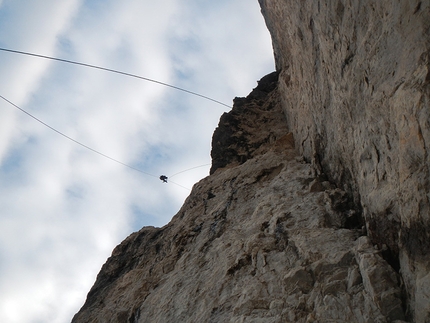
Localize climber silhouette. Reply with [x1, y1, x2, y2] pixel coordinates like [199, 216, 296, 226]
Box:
[159, 175, 168, 183]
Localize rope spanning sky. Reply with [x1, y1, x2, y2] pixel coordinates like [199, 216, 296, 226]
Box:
[0, 47, 232, 108]
[0, 1, 274, 323]
[0, 94, 157, 176]
[0, 93, 196, 191]
[0, 47, 228, 191]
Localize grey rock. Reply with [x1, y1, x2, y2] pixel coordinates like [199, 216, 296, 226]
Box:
[73, 72, 406, 323]
[72, 1, 430, 321]
[259, 0, 429, 320]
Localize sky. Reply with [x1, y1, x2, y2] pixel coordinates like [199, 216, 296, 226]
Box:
[0, 1, 274, 322]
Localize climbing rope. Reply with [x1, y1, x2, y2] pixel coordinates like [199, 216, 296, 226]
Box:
[169, 164, 210, 178]
[0, 47, 221, 191]
[0, 47, 232, 109]
[0, 94, 209, 191]
[158, 163, 211, 189]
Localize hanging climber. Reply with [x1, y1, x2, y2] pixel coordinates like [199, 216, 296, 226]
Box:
[159, 175, 168, 183]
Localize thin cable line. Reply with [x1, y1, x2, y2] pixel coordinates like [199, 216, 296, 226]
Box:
[0, 95, 198, 190]
[0, 94, 160, 178]
[0, 47, 232, 108]
[168, 179, 190, 191]
[169, 163, 210, 178]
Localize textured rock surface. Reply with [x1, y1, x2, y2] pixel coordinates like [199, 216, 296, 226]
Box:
[72, 2, 430, 322]
[73, 74, 408, 323]
[259, 0, 430, 321]
[210, 71, 286, 174]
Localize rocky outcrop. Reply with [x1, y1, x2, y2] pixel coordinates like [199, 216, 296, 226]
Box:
[73, 72, 408, 322]
[259, 0, 430, 321]
[72, 1, 429, 322]
[210, 71, 287, 174]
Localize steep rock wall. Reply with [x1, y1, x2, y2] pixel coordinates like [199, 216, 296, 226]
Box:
[259, 1, 430, 321]
[72, 2, 430, 321]
[73, 73, 408, 323]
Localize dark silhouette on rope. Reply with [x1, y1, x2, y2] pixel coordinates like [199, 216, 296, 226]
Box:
[0, 47, 231, 108]
[0, 94, 197, 191]
[0, 94, 159, 177]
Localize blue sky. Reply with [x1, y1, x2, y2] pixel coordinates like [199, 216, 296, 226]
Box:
[0, 1, 273, 322]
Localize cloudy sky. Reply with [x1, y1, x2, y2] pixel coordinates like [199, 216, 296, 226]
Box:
[0, 1, 274, 322]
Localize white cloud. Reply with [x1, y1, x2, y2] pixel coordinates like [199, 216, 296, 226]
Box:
[0, 0, 82, 163]
[0, 1, 274, 322]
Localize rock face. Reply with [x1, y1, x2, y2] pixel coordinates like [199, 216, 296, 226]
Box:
[73, 1, 430, 322]
[259, 0, 430, 321]
[74, 73, 408, 322]
[210, 71, 287, 174]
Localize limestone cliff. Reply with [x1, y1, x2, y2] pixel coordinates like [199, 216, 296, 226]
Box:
[259, 0, 429, 321]
[73, 1, 429, 322]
